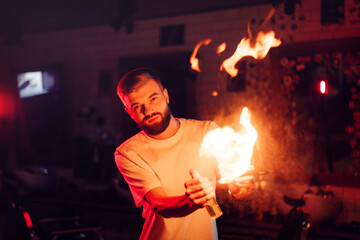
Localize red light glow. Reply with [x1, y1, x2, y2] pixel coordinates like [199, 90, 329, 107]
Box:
[320, 80, 328, 94]
[23, 211, 33, 228]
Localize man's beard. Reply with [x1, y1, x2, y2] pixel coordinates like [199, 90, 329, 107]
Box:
[138, 106, 171, 136]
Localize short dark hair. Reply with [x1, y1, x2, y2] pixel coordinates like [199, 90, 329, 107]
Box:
[117, 67, 163, 98]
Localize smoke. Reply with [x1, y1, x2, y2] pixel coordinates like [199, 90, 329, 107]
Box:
[201, 58, 316, 186]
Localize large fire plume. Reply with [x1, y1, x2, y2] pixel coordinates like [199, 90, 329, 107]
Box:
[221, 30, 281, 77]
[200, 107, 257, 183]
[190, 5, 282, 85]
[190, 29, 281, 78]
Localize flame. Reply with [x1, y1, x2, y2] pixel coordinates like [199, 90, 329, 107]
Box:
[221, 30, 281, 77]
[190, 38, 212, 72]
[217, 42, 226, 54]
[200, 107, 257, 183]
[260, 7, 277, 28]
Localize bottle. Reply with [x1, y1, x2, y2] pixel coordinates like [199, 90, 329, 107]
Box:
[189, 169, 222, 219]
[204, 198, 223, 219]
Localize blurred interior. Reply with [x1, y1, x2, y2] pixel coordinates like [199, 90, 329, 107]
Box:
[0, 0, 360, 239]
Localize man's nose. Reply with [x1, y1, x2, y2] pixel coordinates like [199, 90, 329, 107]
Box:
[141, 103, 154, 116]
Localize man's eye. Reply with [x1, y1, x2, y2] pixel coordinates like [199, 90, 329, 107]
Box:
[150, 96, 158, 101]
[133, 105, 139, 111]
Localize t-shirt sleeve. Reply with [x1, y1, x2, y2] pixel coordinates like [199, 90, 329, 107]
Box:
[114, 148, 161, 207]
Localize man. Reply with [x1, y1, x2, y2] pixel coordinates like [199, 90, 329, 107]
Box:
[115, 67, 254, 239]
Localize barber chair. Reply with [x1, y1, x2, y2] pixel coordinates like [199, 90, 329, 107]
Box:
[3, 198, 104, 240]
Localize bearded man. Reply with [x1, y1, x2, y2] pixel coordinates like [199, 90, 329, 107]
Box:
[115, 67, 254, 240]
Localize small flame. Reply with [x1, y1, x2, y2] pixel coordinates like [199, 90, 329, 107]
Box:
[200, 107, 257, 183]
[190, 38, 212, 72]
[212, 90, 218, 97]
[217, 42, 226, 54]
[221, 30, 281, 77]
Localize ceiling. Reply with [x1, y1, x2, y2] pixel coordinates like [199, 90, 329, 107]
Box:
[0, 0, 270, 38]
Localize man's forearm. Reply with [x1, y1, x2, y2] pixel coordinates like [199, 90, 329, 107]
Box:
[151, 194, 199, 218]
[145, 187, 200, 218]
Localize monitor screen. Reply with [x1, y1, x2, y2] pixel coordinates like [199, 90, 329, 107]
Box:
[17, 70, 59, 98]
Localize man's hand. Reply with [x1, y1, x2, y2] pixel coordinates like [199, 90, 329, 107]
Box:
[184, 169, 215, 206]
[228, 165, 255, 201]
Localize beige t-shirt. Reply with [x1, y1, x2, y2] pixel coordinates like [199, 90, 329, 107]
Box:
[115, 118, 219, 240]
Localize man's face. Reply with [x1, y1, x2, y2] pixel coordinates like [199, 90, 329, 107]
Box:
[121, 79, 172, 136]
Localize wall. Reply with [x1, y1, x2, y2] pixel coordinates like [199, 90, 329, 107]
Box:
[1, 0, 359, 137]
[0, 0, 359, 218]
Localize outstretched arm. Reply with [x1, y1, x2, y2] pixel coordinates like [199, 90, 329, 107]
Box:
[144, 169, 215, 218]
[145, 187, 198, 218]
[228, 166, 255, 201]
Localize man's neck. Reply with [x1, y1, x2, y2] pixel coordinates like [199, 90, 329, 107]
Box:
[148, 116, 180, 140]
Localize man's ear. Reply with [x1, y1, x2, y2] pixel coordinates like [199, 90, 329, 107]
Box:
[125, 107, 131, 116]
[125, 107, 136, 121]
[163, 88, 169, 104]
[125, 107, 137, 122]
[120, 95, 133, 117]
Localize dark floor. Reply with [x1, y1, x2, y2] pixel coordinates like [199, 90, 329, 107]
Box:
[1, 181, 360, 240]
[0, 180, 144, 240]
[0, 189, 281, 240]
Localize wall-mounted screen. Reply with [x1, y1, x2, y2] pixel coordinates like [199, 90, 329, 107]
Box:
[17, 70, 59, 98]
